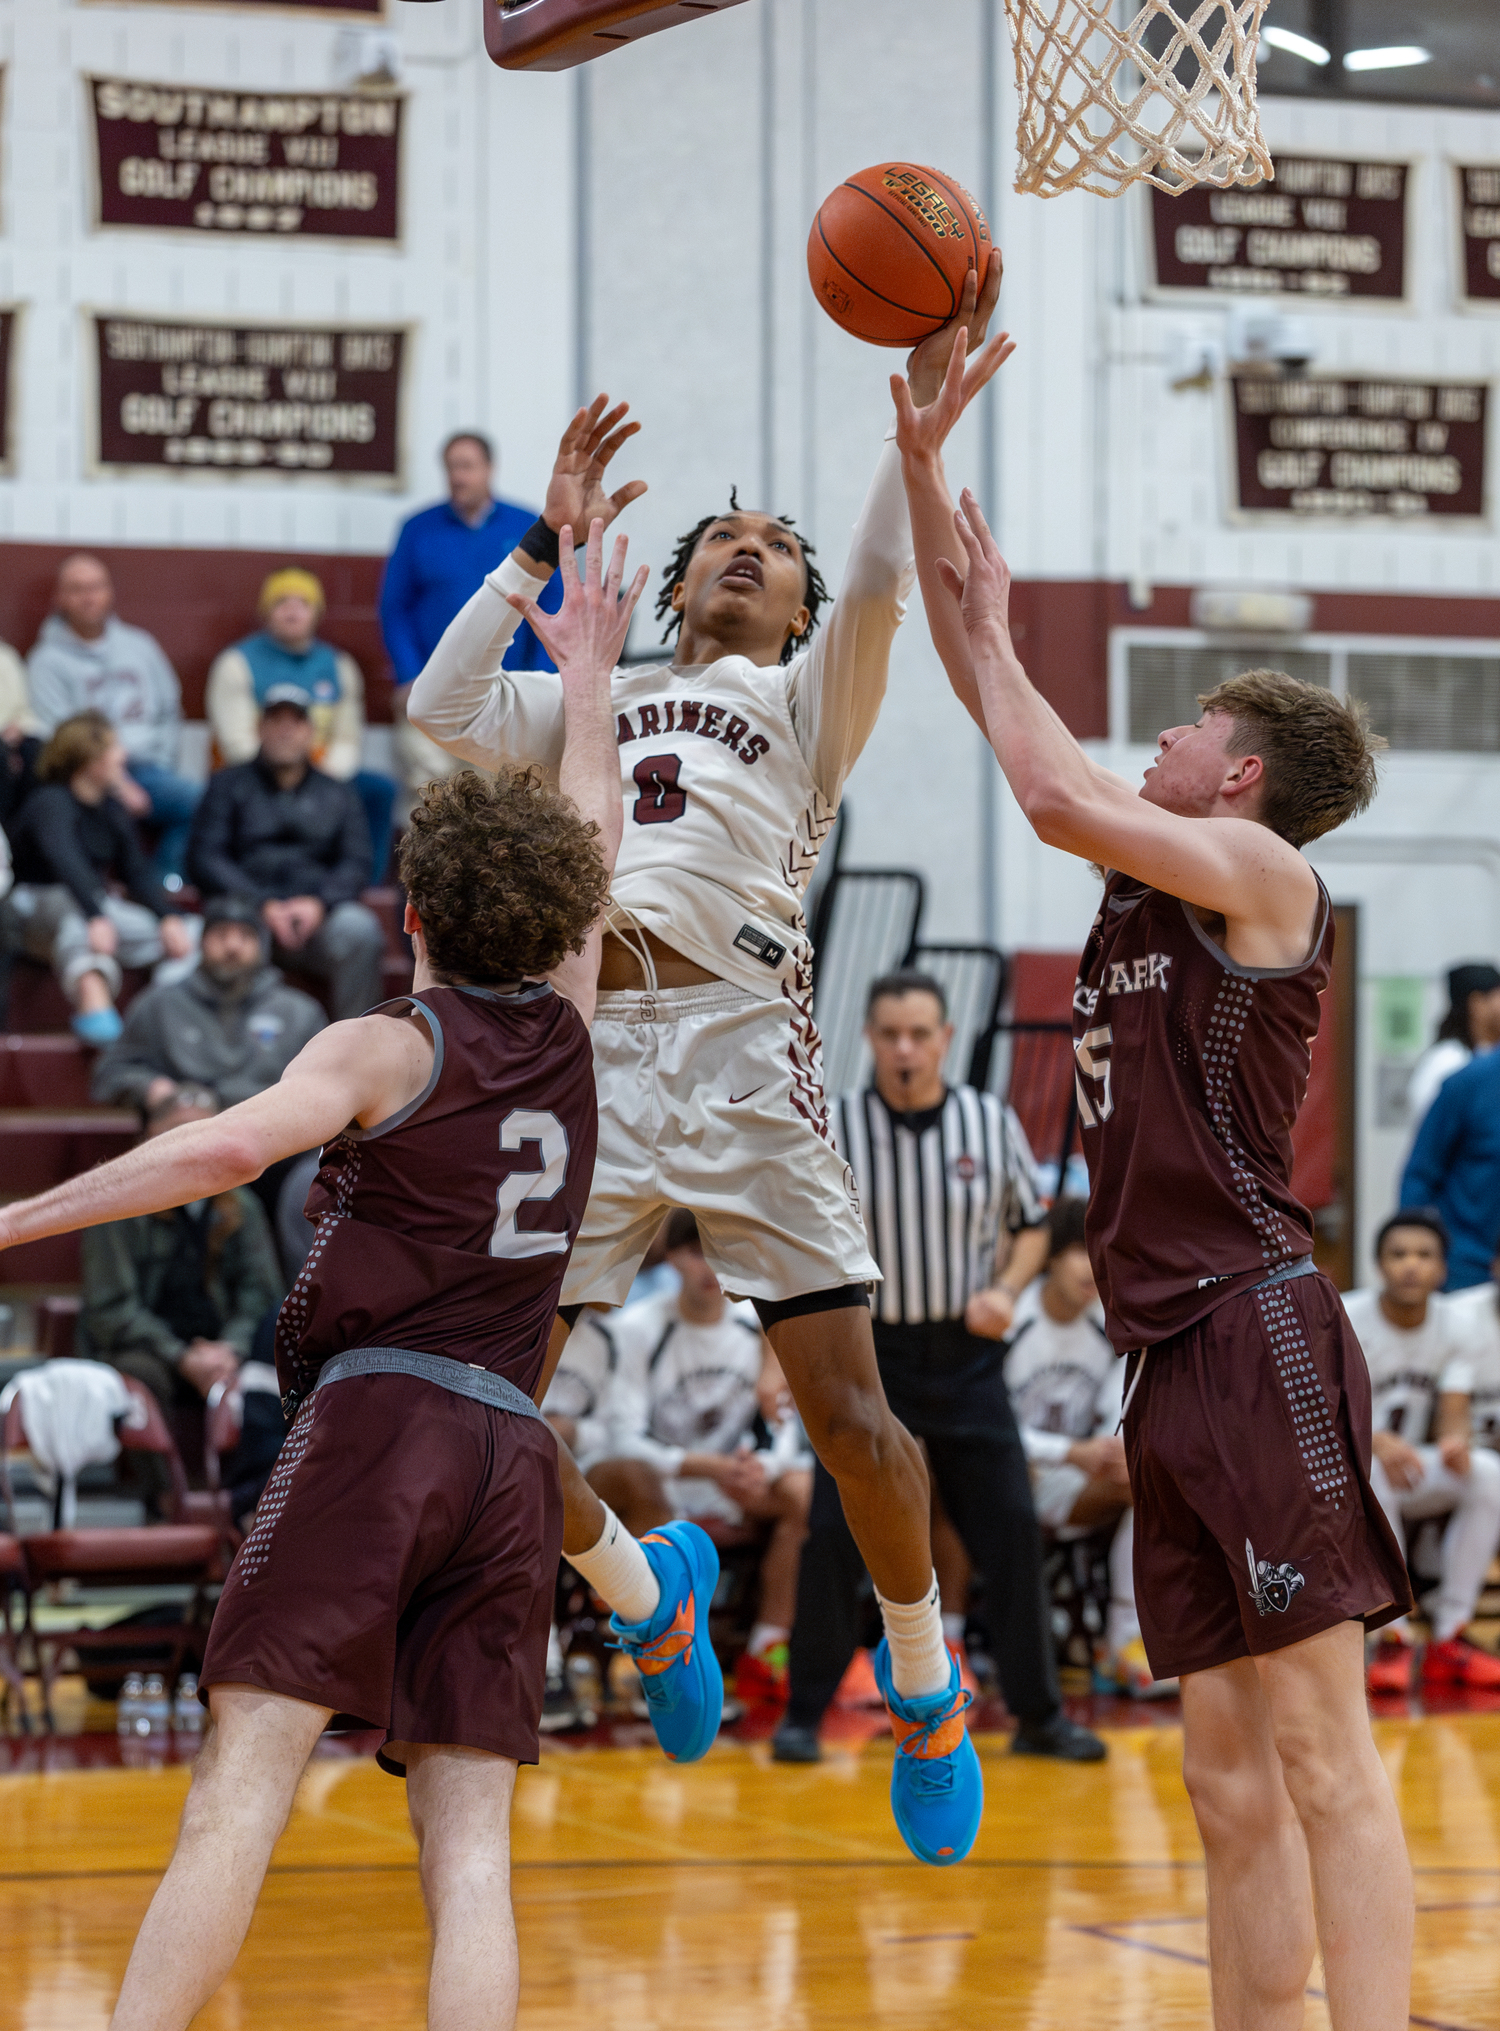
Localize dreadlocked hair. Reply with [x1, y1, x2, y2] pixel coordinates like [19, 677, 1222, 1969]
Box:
[655, 487, 830, 667]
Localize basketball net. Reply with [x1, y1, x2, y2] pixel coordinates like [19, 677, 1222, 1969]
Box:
[1004, 0, 1272, 199]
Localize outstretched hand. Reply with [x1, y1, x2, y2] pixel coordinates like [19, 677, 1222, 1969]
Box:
[541, 394, 648, 541]
[937, 487, 1013, 641]
[891, 322, 1015, 468]
[507, 518, 649, 680]
[905, 252, 1004, 407]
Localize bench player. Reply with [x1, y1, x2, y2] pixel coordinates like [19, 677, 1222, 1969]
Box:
[0, 524, 646, 2031]
[409, 278, 1010, 1865]
[898, 337, 1415, 2026]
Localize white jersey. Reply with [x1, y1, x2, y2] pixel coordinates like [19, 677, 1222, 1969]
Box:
[604, 1289, 767, 1477]
[539, 1311, 615, 1469]
[1449, 1281, 1500, 1448]
[1341, 1287, 1470, 1444]
[407, 437, 913, 1001]
[1004, 1303, 1120, 1466]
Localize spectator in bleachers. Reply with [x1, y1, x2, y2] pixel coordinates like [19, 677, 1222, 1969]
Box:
[91, 893, 325, 1115]
[1345, 1210, 1500, 1695]
[26, 554, 201, 879]
[379, 430, 562, 794]
[188, 687, 384, 1022]
[0, 637, 42, 832]
[206, 568, 398, 881]
[1004, 1198, 1172, 1699]
[1407, 962, 1500, 1130]
[1402, 1047, 1500, 1291]
[0, 711, 199, 1044]
[77, 1084, 284, 1412]
[579, 1211, 814, 1703]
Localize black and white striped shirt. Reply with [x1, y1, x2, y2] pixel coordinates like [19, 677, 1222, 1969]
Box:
[833, 1085, 1044, 1326]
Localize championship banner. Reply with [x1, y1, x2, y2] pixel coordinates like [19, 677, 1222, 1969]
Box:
[0, 311, 14, 476]
[1152, 157, 1407, 300]
[1459, 167, 1500, 305]
[93, 316, 406, 481]
[1231, 377, 1487, 522]
[91, 78, 401, 242]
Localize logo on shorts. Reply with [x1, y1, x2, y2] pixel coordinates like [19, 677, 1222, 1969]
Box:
[1245, 1538, 1306, 1617]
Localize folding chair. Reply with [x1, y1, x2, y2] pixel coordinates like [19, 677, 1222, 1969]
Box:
[3, 1376, 227, 1728]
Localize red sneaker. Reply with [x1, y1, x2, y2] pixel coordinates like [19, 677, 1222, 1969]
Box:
[1421, 1636, 1500, 1688]
[734, 1642, 789, 1705]
[1366, 1637, 1413, 1695]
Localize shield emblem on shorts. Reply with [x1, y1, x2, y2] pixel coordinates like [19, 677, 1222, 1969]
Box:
[1245, 1539, 1307, 1617]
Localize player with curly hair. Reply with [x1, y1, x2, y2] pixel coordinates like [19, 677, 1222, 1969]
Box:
[406, 269, 1094, 1865]
[0, 524, 648, 2031]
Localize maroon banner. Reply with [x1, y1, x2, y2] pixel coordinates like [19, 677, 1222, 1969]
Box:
[1459, 166, 1500, 304]
[94, 317, 405, 482]
[1153, 157, 1407, 300]
[0, 311, 14, 476]
[1232, 377, 1487, 521]
[92, 79, 401, 242]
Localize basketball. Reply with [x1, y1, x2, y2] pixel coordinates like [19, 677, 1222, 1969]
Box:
[806, 162, 994, 348]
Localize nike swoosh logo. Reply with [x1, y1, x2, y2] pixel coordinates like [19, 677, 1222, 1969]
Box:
[728, 1088, 765, 1105]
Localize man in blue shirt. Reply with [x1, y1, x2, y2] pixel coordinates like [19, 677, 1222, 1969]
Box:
[1401, 1048, 1500, 1289]
[382, 434, 561, 672]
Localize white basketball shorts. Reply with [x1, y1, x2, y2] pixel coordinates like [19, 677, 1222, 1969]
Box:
[561, 980, 880, 1309]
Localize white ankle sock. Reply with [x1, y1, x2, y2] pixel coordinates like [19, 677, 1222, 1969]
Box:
[876, 1574, 950, 1700]
[568, 1506, 661, 1627]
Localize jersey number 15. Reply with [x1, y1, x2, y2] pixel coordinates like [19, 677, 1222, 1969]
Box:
[490, 1108, 571, 1259]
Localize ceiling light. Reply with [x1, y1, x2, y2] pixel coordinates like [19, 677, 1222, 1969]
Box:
[1263, 26, 1331, 65]
[1343, 45, 1431, 71]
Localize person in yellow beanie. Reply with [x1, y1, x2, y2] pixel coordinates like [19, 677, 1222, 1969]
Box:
[206, 569, 397, 878]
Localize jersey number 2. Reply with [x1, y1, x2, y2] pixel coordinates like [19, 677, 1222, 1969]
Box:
[489, 1109, 571, 1259]
[632, 752, 687, 825]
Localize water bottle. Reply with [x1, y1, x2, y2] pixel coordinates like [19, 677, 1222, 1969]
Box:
[141, 1673, 171, 1736]
[173, 1674, 203, 1735]
[117, 1674, 145, 1738]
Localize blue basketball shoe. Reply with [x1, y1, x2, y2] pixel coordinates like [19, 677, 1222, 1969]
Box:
[873, 1638, 984, 1866]
[609, 1520, 723, 1763]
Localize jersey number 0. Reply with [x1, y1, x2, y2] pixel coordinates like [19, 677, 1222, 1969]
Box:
[490, 1108, 571, 1259]
[632, 752, 687, 825]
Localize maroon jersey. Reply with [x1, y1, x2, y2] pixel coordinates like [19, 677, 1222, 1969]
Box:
[1073, 872, 1332, 1351]
[276, 983, 597, 1404]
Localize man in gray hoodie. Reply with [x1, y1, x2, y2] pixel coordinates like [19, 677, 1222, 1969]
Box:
[91, 895, 325, 1119]
[27, 553, 201, 878]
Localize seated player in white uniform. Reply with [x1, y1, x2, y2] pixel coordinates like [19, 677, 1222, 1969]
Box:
[1343, 1209, 1500, 1694]
[1449, 1244, 1500, 1453]
[409, 274, 1013, 1865]
[593, 1211, 812, 1701]
[541, 1305, 615, 1473]
[1004, 1199, 1174, 1701]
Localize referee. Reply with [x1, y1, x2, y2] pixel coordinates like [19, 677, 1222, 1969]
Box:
[772, 971, 1106, 1764]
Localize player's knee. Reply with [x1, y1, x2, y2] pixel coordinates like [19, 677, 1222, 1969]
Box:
[1267, 1712, 1363, 1830]
[807, 1388, 915, 1486]
[1181, 1744, 1287, 1851]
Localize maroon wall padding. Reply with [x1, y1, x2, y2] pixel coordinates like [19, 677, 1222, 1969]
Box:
[0, 540, 394, 724]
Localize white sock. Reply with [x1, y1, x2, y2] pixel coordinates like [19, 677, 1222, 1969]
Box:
[568, 1506, 661, 1627]
[748, 1622, 789, 1657]
[877, 1573, 950, 1700]
[941, 1611, 966, 1647]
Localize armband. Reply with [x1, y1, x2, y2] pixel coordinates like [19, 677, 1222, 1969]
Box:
[517, 518, 561, 570]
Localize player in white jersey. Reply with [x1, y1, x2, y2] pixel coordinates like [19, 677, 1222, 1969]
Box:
[410, 272, 1012, 1864]
[1004, 1199, 1172, 1699]
[1342, 1209, 1500, 1694]
[1450, 1249, 1500, 1450]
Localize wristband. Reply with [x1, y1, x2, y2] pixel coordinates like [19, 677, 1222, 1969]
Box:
[517, 518, 561, 570]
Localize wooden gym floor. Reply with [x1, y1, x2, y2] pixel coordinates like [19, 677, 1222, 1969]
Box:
[4, 1704, 1500, 2029]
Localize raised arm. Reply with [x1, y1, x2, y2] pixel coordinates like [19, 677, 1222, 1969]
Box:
[505, 519, 648, 1027]
[0, 1015, 432, 1254]
[935, 489, 1318, 959]
[408, 395, 646, 771]
[787, 267, 1005, 802]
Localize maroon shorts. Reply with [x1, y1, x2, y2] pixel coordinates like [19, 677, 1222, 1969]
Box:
[1124, 1270, 1411, 1680]
[202, 1371, 562, 1775]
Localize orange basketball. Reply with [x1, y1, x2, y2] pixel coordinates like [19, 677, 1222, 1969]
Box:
[807, 162, 994, 348]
